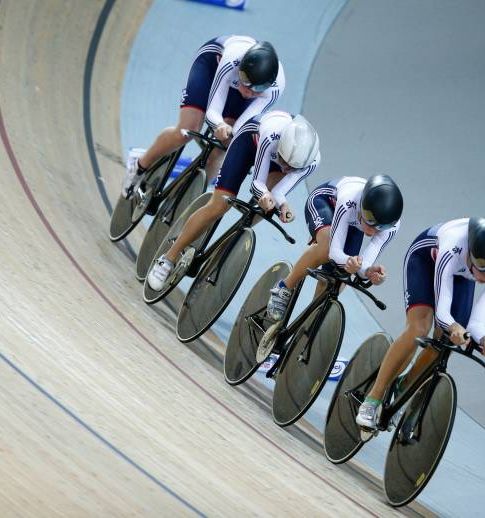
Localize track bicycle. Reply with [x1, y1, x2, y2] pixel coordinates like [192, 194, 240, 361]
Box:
[143, 196, 295, 343]
[224, 262, 386, 427]
[109, 128, 223, 243]
[136, 129, 226, 279]
[324, 331, 485, 507]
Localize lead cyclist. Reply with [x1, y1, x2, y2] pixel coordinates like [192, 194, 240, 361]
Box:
[122, 35, 285, 198]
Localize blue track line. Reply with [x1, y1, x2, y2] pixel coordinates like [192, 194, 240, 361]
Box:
[0, 351, 206, 516]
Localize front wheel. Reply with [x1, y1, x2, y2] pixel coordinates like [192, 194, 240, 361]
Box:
[384, 372, 457, 507]
[323, 332, 391, 464]
[136, 168, 207, 281]
[176, 228, 256, 343]
[272, 300, 345, 427]
[224, 262, 292, 386]
[109, 150, 181, 242]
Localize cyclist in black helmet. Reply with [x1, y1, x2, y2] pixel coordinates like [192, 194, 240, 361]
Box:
[357, 217, 485, 430]
[122, 35, 285, 198]
[266, 175, 404, 321]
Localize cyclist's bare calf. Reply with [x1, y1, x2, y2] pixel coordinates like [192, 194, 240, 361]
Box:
[284, 226, 331, 289]
[367, 305, 434, 401]
[139, 107, 205, 169]
[164, 189, 232, 264]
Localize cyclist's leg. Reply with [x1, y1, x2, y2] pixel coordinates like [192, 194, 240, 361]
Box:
[357, 231, 436, 428]
[266, 188, 335, 321]
[367, 305, 434, 401]
[138, 41, 220, 169]
[164, 189, 231, 263]
[284, 226, 331, 289]
[402, 274, 475, 390]
[163, 129, 254, 263]
[139, 107, 205, 169]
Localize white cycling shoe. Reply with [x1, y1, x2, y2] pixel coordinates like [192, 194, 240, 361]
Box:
[147, 256, 174, 291]
[122, 147, 146, 198]
[356, 399, 381, 430]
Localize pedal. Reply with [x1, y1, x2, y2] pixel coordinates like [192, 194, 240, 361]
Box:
[256, 321, 281, 363]
[360, 427, 379, 442]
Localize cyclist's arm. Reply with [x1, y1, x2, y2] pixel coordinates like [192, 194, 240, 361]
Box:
[233, 90, 280, 134]
[205, 56, 233, 131]
[271, 156, 319, 207]
[433, 251, 458, 331]
[467, 291, 485, 345]
[233, 63, 285, 133]
[328, 200, 352, 268]
[359, 222, 400, 277]
[250, 136, 273, 200]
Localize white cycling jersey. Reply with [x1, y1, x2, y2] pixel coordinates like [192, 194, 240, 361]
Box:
[328, 177, 400, 278]
[250, 111, 320, 207]
[205, 35, 285, 134]
[431, 218, 485, 341]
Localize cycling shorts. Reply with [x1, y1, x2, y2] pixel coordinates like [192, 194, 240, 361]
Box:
[214, 118, 280, 195]
[403, 228, 475, 326]
[180, 38, 252, 120]
[304, 182, 364, 255]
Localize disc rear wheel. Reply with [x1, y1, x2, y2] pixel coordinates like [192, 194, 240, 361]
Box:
[384, 372, 456, 507]
[136, 168, 206, 280]
[272, 300, 345, 427]
[109, 150, 180, 242]
[143, 192, 213, 304]
[324, 332, 391, 463]
[224, 262, 292, 385]
[176, 228, 255, 343]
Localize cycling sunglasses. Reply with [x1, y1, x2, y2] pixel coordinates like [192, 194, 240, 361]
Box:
[361, 209, 396, 231]
[238, 70, 272, 93]
[470, 253, 485, 272]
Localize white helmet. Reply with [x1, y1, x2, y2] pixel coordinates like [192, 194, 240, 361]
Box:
[278, 115, 320, 169]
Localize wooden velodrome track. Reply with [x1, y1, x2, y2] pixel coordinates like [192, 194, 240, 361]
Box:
[0, 1, 431, 516]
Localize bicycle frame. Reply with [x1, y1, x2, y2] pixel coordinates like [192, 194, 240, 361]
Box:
[264, 267, 384, 379]
[136, 127, 221, 212]
[185, 200, 259, 279]
[349, 336, 485, 437]
[264, 277, 341, 378]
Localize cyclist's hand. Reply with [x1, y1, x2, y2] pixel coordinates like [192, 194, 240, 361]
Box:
[215, 122, 233, 142]
[449, 322, 470, 347]
[365, 265, 386, 285]
[344, 255, 362, 274]
[258, 192, 275, 212]
[279, 203, 294, 223]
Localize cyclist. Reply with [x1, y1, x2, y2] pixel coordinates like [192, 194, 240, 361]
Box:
[266, 175, 404, 321]
[356, 217, 485, 430]
[146, 110, 320, 291]
[122, 35, 285, 198]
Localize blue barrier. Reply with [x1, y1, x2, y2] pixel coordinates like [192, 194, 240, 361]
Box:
[171, 156, 218, 186]
[328, 358, 348, 381]
[171, 156, 193, 177]
[187, 0, 248, 10]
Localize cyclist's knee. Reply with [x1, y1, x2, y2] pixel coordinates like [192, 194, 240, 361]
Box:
[206, 191, 230, 217]
[405, 306, 433, 338]
[406, 319, 432, 339]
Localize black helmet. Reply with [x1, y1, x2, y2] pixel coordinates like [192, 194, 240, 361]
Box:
[239, 41, 279, 93]
[360, 174, 403, 230]
[468, 217, 485, 271]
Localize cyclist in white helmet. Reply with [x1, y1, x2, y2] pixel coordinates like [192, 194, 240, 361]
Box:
[147, 111, 320, 291]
